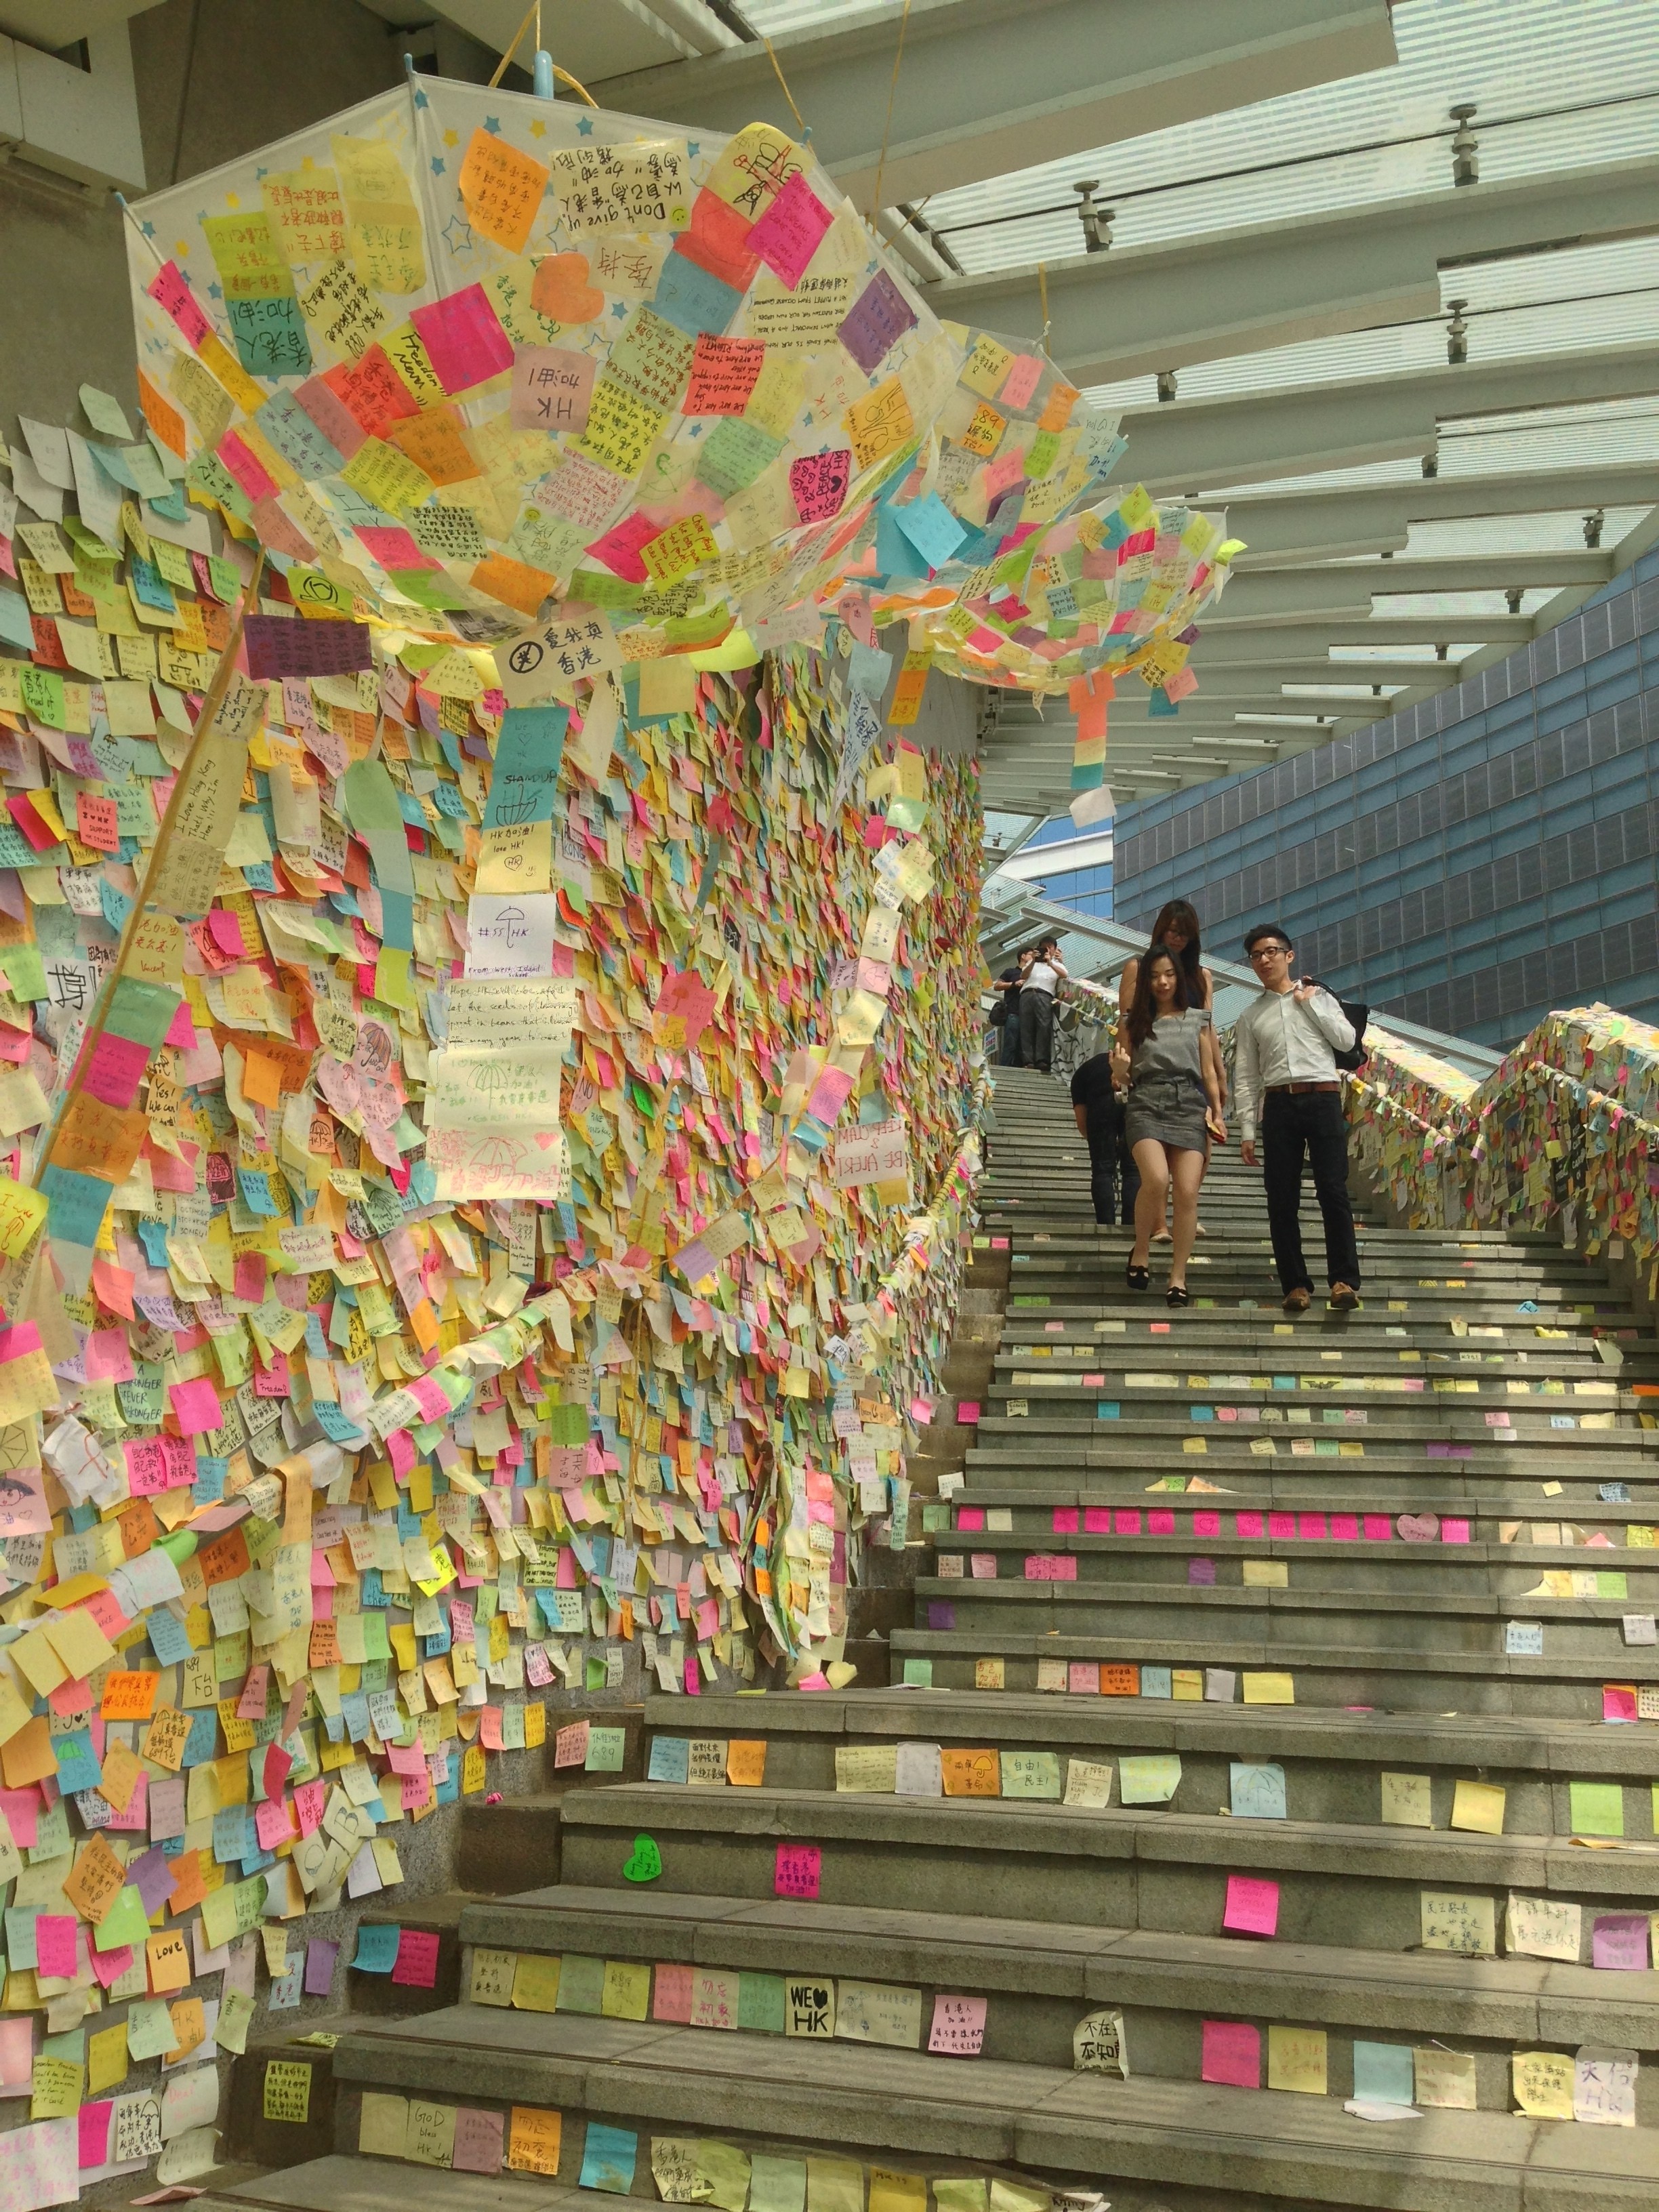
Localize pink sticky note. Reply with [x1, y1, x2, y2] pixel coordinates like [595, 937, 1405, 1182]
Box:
[1603, 1684, 1639, 1723]
[1052, 1507, 1080, 1534]
[1202, 2019, 1261, 2087]
[0, 2015, 33, 2090]
[653, 1962, 694, 2022]
[1268, 1512, 1295, 1540]
[745, 169, 835, 288]
[588, 511, 659, 583]
[409, 283, 513, 394]
[1298, 1513, 1327, 1541]
[1000, 353, 1045, 410]
[1592, 1914, 1650, 1970]
[356, 525, 437, 572]
[1193, 1510, 1221, 1540]
[1332, 1514, 1359, 1542]
[83, 1328, 135, 1384]
[1084, 1508, 1111, 1533]
[926, 1992, 987, 2056]
[392, 1929, 441, 1988]
[1364, 1515, 1392, 1541]
[148, 261, 212, 348]
[1068, 1662, 1099, 1694]
[956, 1509, 985, 1533]
[805, 1065, 855, 1126]
[958, 1401, 981, 1425]
[1441, 1519, 1471, 1545]
[775, 1843, 821, 1899]
[452, 2107, 506, 2175]
[83, 1031, 150, 1111]
[1149, 1510, 1176, 1536]
[1223, 1875, 1279, 1939]
[254, 1796, 296, 1849]
[79, 2102, 112, 2171]
[1114, 1509, 1142, 1536]
[1235, 1512, 1265, 1540]
[168, 1376, 222, 1435]
[1188, 1557, 1216, 1586]
[35, 1914, 77, 1980]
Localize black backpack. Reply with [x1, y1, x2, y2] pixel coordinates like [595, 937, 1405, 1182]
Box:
[1306, 981, 1369, 1072]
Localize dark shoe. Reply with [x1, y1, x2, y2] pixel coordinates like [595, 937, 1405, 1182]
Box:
[1329, 1283, 1360, 1311]
[1282, 1287, 1311, 1314]
[1166, 1284, 1191, 1309]
[1126, 1262, 1150, 1290]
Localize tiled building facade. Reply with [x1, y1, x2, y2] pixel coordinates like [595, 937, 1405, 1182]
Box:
[1111, 548, 1659, 1046]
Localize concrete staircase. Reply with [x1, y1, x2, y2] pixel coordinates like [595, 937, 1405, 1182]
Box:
[192, 1068, 1659, 2212]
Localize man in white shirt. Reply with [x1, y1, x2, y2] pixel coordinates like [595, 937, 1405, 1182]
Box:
[1018, 934, 1067, 1073]
[1235, 922, 1359, 1313]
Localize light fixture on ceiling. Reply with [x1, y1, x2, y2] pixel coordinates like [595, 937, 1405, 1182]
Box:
[1449, 104, 1479, 188]
[1584, 509, 1605, 549]
[1421, 451, 1439, 478]
[1156, 369, 1179, 403]
[1446, 299, 1469, 366]
[1073, 182, 1113, 253]
[1504, 586, 1523, 614]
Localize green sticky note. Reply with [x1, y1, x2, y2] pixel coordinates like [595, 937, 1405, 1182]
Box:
[901, 1658, 933, 1687]
[584, 1725, 627, 1772]
[750, 2156, 807, 2212]
[737, 1972, 785, 2034]
[1000, 1750, 1062, 1800]
[94, 1885, 152, 1952]
[1119, 1754, 1182, 1805]
[125, 1998, 176, 2062]
[1595, 1572, 1629, 1600]
[1569, 1782, 1624, 1837]
[556, 1952, 605, 2014]
[80, 385, 134, 439]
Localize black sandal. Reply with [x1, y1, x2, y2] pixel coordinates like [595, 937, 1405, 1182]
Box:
[1166, 1284, 1191, 1308]
[1125, 1261, 1150, 1290]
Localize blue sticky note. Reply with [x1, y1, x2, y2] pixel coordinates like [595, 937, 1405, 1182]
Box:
[40, 1165, 110, 1249]
[875, 504, 925, 583]
[146, 1608, 194, 1666]
[1229, 1761, 1288, 1820]
[237, 1169, 281, 1217]
[1147, 687, 1179, 716]
[894, 492, 968, 573]
[579, 2125, 638, 2194]
[651, 251, 741, 337]
[1096, 1401, 1120, 1420]
[314, 1399, 369, 1446]
[1353, 2041, 1416, 2107]
[0, 592, 34, 651]
[213, 1806, 253, 1865]
[1139, 1666, 1172, 1700]
[352, 1923, 400, 1973]
[484, 705, 567, 829]
[4, 1905, 38, 1969]
[182, 1709, 218, 1766]
[54, 1729, 102, 1795]
[647, 1736, 690, 1784]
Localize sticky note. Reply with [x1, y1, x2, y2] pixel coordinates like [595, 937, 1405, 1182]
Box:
[1223, 1875, 1279, 1938]
[1201, 2019, 1260, 2087]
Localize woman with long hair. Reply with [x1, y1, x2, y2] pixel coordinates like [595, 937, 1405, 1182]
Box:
[1110, 943, 1227, 1306]
[1117, 900, 1225, 1234]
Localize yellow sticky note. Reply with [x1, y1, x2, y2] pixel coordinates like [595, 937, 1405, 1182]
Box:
[1512, 2050, 1574, 2119]
[1267, 2024, 1328, 2095]
[1450, 1779, 1506, 1835]
[1380, 1772, 1432, 1828]
[1241, 1672, 1295, 1705]
[513, 1952, 561, 2012]
[600, 1959, 651, 2020]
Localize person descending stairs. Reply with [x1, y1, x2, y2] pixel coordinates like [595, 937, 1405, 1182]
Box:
[201, 1065, 1658, 2212]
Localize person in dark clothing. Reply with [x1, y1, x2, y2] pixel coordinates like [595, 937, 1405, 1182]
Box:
[1071, 1049, 1128, 1224]
[994, 959, 1026, 1064]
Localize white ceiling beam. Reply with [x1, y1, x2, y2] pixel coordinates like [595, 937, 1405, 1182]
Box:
[928, 158, 1659, 385]
[1226, 464, 1659, 567]
[1109, 345, 1659, 495]
[593, 0, 1397, 208]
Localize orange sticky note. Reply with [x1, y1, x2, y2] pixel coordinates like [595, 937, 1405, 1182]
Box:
[725, 1739, 766, 1788]
[101, 1671, 160, 1721]
[146, 1929, 192, 1994]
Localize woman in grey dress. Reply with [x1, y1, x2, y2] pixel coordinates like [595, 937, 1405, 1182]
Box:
[1109, 943, 1227, 1306]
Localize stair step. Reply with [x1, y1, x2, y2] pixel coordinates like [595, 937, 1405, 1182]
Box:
[323, 2007, 1659, 2212]
[455, 1883, 1659, 2095]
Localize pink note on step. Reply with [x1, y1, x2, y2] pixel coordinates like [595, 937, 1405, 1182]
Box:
[1202, 2019, 1261, 2087]
[1223, 1875, 1279, 1939]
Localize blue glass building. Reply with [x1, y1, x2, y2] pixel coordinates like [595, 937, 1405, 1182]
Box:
[1110, 550, 1659, 1047]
